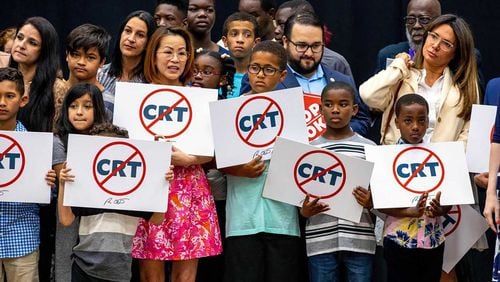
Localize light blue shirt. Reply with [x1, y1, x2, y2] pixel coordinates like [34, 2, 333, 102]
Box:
[288, 63, 328, 95]
[227, 73, 245, 99]
[225, 160, 300, 238]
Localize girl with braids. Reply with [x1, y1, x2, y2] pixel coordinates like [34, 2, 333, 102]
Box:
[190, 48, 235, 281]
[190, 48, 235, 99]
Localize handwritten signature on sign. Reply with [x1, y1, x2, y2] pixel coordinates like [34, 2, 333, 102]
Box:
[103, 197, 130, 206]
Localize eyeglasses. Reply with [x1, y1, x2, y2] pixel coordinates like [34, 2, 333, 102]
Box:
[426, 31, 455, 51]
[156, 50, 188, 61]
[247, 64, 281, 76]
[287, 39, 323, 53]
[404, 15, 432, 26]
[193, 68, 221, 76]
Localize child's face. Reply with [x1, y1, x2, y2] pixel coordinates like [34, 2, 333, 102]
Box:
[248, 51, 286, 93]
[154, 3, 185, 28]
[120, 17, 149, 59]
[395, 103, 429, 144]
[11, 24, 42, 66]
[320, 88, 358, 130]
[68, 93, 95, 133]
[187, 0, 216, 34]
[191, 54, 222, 89]
[223, 20, 258, 60]
[0, 81, 27, 124]
[66, 47, 104, 82]
[155, 34, 188, 85]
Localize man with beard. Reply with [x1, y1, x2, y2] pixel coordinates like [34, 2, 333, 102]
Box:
[375, 0, 441, 73]
[274, 0, 353, 80]
[186, 0, 228, 54]
[280, 12, 370, 136]
[239, 12, 370, 136]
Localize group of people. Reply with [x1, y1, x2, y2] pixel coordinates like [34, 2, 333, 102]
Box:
[0, 0, 499, 282]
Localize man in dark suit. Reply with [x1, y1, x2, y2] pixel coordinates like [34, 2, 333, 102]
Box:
[241, 12, 370, 137]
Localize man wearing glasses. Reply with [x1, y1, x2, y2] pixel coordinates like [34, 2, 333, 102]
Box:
[279, 12, 371, 137]
[375, 0, 441, 73]
[239, 12, 370, 136]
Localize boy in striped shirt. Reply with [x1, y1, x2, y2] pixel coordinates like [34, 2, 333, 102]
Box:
[300, 81, 376, 282]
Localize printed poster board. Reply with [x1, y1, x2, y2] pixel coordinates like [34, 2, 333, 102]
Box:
[64, 134, 171, 212]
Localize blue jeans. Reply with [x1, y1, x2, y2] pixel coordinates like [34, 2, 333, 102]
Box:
[308, 251, 373, 282]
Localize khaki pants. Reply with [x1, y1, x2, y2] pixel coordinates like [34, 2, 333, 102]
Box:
[0, 249, 39, 282]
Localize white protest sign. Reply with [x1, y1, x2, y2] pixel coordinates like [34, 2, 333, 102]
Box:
[365, 142, 474, 209]
[113, 82, 217, 156]
[466, 104, 497, 173]
[64, 134, 171, 212]
[442, 205, 489, 273]
[0, 131, 52, 203]
[262, 137, 374, 223]
[209, 87, 308, 168]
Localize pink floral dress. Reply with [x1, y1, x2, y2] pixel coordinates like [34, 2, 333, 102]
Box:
[132, 165, 222, 260]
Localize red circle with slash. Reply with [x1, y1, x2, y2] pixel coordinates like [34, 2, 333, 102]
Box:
[139, 88, 193, 138]
[293, 150, 346, 199]
[92, 141, 146, 196]
[392, 146, 445, 194]
[442, 205, 462, 237]
[0, 134, 26, 188]
[235, 96, 284, 148]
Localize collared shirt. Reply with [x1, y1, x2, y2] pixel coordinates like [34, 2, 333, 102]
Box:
[383, 138, 445, 249]
[0, 121, 40, 258]
[417, 69, 445, 143]
[288, 63, 328, 95]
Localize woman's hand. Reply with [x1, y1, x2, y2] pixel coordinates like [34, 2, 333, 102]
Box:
[484, 191, 500, 232]
[395, 52, 414, 69]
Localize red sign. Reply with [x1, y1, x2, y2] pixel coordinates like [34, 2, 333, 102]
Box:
[303, 93, 325, 142]
[0, 134, 25, 188]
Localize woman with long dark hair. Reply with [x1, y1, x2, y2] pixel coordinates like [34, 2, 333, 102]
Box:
[97, 10, 156, 113]
[9, 16, 66, 132]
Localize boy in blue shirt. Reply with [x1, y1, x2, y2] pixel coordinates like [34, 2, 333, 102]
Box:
[222, 41, 300, 282]
[0, 67, 56, 282]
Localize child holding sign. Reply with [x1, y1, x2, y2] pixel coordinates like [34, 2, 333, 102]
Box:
[299, 81, 376, 282]
[221, 41, 302, 282]
[57, 122, 173, 281]
[0, 67, 56, 282]
[379, 94, 451, 282]
[190, 49, 235, 281]
[52, 82, 110, 281]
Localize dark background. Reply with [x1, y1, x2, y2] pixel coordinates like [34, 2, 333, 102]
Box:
[1, 0, 499, 90]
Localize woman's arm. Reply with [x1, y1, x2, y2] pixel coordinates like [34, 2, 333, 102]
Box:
[359, 54, 411, 111]
[483, 143, 500, 232]
[171, 146, 213, 166]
